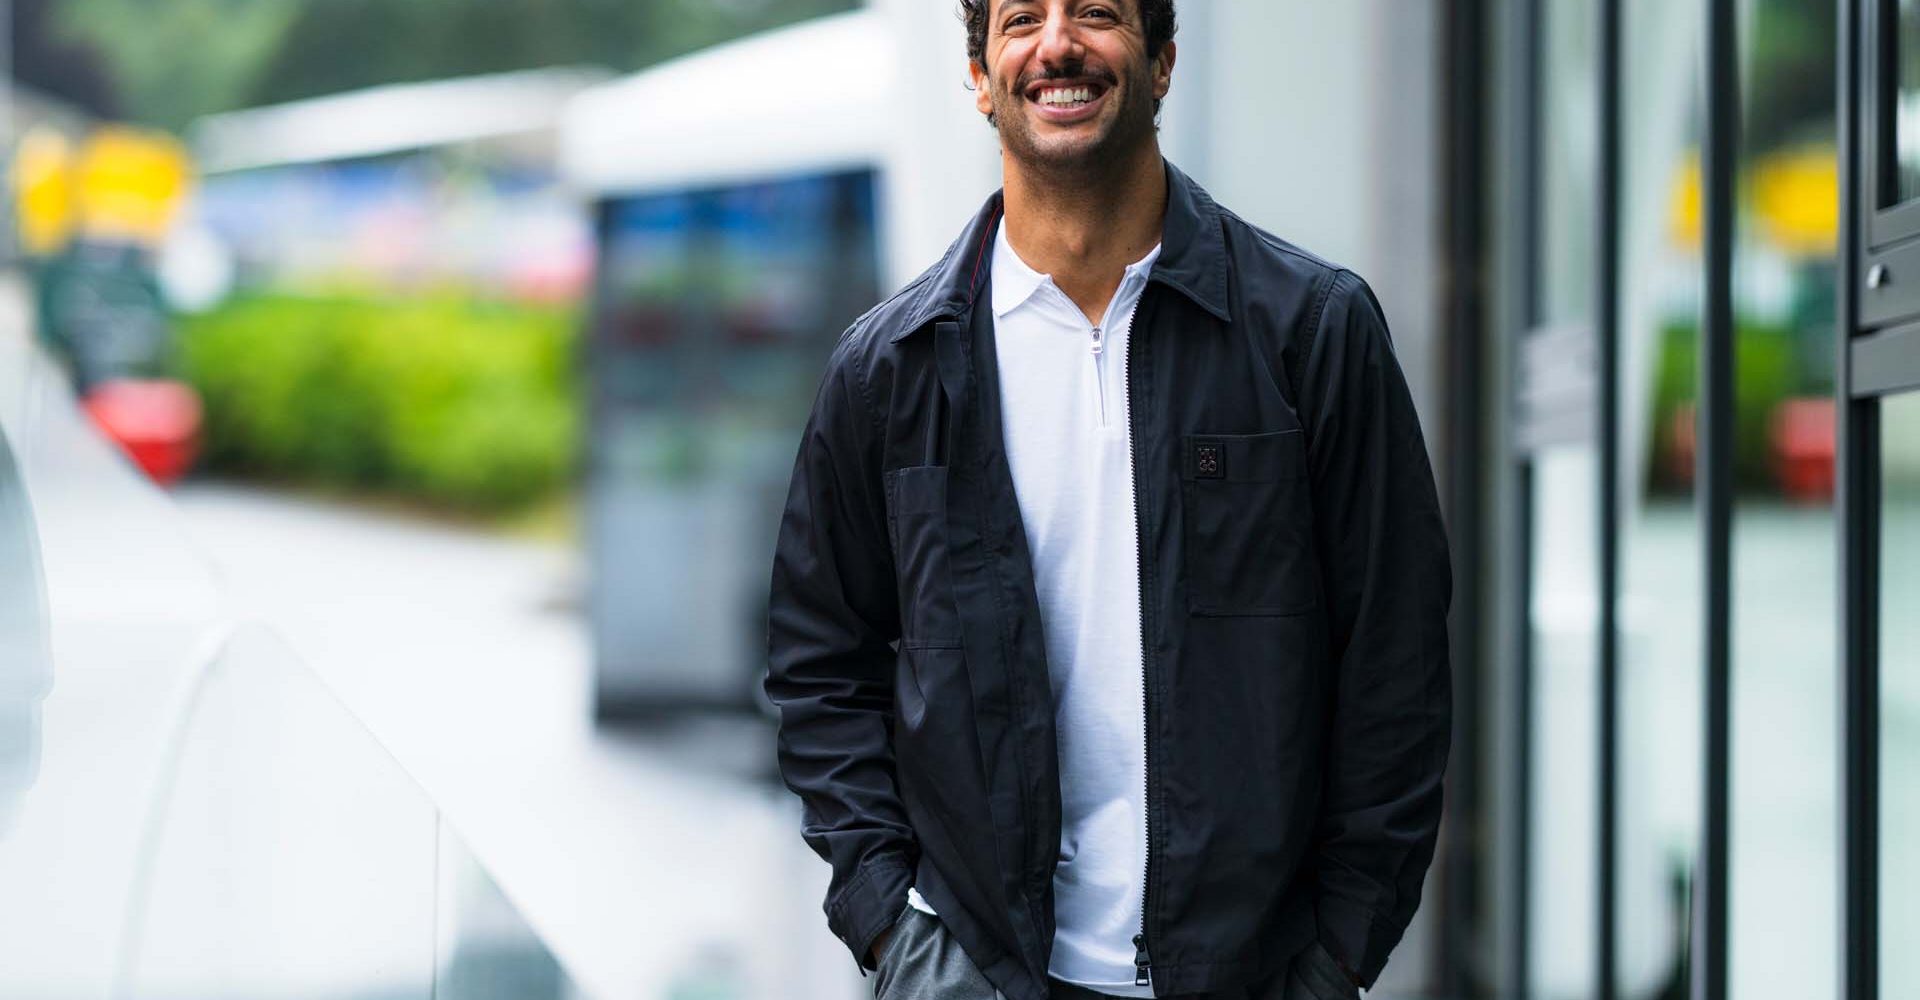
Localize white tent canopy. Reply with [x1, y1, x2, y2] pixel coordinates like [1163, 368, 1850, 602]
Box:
[558, 11, 895, 199]
[191, 67, 611, 174]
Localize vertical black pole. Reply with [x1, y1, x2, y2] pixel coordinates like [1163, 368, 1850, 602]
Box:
[1596, 0, 1623, 996]
[1698, 0, 1737, 996]
[1837, 2, 1878, 998]
[1440, 0, 1488, 989]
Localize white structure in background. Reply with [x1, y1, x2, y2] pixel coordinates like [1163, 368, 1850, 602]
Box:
[183, 67, 612, 303]
[192, 67, 610, 175]
[561, 10, 1001, 296]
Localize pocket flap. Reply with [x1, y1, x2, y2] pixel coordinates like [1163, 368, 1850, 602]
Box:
[1181, 428, 1306, 482]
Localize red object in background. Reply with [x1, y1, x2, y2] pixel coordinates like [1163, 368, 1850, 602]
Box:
[1668, 401, 1697, 489]
[1771, 397, 1835, 503]
[81, 379, 203, 485]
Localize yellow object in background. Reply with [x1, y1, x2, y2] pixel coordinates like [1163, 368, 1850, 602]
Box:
[13, 128, 77, 256]
[1666, 145, 1838, 258]
[74, 126, 194, 248]
[1751, 147, 1839, 256]
[1668, 150, 1703, 254]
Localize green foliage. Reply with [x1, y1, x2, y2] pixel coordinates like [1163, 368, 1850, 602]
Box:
[54, 0, 858, 131]
[175, 293, 580, 512]
[50, 0, 305, 131]
[1648, 317, 1812, 495]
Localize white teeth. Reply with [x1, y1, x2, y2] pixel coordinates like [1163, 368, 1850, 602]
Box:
[1038, 87, 1095, 107]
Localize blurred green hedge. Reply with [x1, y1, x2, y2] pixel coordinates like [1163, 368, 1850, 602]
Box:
[1648, 318, 1820, 495]
[175, 293, 580, 512]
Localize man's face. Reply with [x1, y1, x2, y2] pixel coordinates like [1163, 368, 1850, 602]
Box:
[969, 0, 1175, 172]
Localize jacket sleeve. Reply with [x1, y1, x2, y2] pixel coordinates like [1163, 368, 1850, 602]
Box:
[1296, 271, 1453, 988]
[763, 332, 917, 972]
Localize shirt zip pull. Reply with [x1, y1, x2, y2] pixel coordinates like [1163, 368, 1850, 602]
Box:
[1090, 324, 1104, 355]
[1132, 933, 1152, 986]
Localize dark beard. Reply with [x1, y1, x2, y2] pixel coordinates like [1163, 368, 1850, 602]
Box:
[990, 60, 1155, 176]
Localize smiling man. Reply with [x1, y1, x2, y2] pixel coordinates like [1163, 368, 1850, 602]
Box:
[764, 2, 1453, 999]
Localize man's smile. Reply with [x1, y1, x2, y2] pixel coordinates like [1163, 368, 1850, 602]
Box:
[1022, 77, 1112, 124]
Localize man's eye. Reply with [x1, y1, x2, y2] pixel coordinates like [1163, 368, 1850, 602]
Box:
[1005, 13, 1039, 28]
[1084, 6, 1117, 19]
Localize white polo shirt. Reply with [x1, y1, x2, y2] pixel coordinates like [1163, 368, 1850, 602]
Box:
[907, 221, 1162, 997]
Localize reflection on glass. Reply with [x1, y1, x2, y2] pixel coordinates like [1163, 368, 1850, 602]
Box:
[1617, 0, 1705, 994]
[125, 625, 589, 999]
[1880, 393, 1920, 996]
[0, 427, 51, 837]
[1528, 2, 1600, 997]
[436, 824, 582, 1000]
[1898, 0, 1920, 204]
[1531, 448, 1600, 1000]
[1730, 2, 1840, 997]
[126, 625, 439, 999]
[1540, 0, 1599, 331]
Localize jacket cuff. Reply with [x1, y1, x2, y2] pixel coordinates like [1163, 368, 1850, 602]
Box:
[1315, 893, 1396, 989]
[828, 852, 915, 973]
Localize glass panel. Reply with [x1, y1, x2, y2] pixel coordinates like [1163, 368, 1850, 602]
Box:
[0, 423, 49, 841]
[1879, 391, 1920, 996]
[1529, 1, 1601, 997]
[1896, 0, 1920, 204]
[125, 625, 439, 999]
[1540, 0, 1600, 331]
[1530, 448, 1601, 1000]
[0, 343, 231, 996]
[435, 823, 584, 1000]
[1730, 2, 1840, 998]
[1617, 0, 1706, 994]
[0, 308, 581, 999]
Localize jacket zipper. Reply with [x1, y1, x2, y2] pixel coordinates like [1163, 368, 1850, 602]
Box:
[1123, 291, 1156, 989]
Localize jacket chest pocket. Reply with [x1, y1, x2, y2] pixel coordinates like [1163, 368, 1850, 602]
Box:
[884, 465, 963, 646]
[1180, 428, 1318, 616]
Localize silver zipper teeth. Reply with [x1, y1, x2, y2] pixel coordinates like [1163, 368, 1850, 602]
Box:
[1124, 290, 1155, 988]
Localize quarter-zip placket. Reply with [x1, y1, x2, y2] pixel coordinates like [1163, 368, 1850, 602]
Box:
[1089, 323, 1107, 426]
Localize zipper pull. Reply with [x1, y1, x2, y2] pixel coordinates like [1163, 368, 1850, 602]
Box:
[1090, 325, 1104, 355]
[1132, 933, 1151, 986]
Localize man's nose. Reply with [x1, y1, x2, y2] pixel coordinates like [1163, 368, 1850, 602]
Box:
[1034, 11, 1084, 67]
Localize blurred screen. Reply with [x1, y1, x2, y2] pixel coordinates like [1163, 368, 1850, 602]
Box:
[588, 169, 881, 710]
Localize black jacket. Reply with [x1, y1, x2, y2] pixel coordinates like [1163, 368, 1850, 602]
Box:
[765, 161, 1451, 1000]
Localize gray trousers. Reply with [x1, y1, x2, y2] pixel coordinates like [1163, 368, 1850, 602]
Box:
[870, 906, 1361, 1000]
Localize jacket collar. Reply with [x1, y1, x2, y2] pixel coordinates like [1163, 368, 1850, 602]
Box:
[888, 158, 1232, 343]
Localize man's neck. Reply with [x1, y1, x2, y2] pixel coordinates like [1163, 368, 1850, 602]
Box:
[1000, 143, 1168, 326]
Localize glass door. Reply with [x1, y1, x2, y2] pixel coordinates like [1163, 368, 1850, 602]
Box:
[1843, 3, 1920, 997]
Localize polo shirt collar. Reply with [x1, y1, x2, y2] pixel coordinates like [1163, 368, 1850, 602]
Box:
[991, 222, 1165, 320]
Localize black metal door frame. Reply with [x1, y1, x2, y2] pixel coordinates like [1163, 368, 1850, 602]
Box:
[1840, 1, 1920, 997]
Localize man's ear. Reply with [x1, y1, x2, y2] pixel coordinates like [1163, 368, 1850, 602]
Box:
[1152, 40, 1177, 101]
[969, 59, 994, 119]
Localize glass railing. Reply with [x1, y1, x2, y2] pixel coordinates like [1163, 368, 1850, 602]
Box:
[0, 276, 582, 1000]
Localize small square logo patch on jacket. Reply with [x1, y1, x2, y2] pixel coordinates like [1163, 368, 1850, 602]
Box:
[1194, 442, 1225, 479]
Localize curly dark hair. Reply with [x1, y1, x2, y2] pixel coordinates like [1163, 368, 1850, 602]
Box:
[957, 0, 1178, 71]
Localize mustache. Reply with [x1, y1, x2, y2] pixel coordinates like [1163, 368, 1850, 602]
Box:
[1012, 63, 1119, 95]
